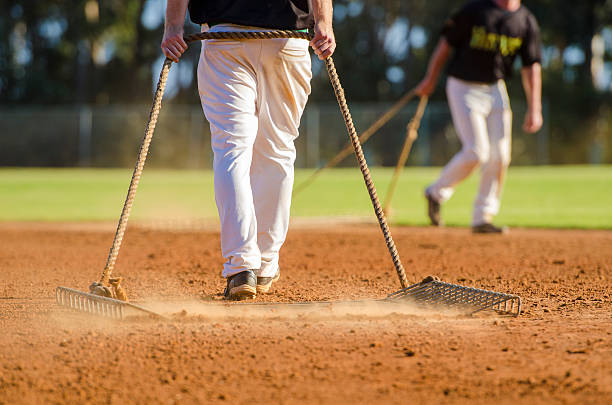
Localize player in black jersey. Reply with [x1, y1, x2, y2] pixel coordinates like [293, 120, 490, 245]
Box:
[416, 0, 542, 233]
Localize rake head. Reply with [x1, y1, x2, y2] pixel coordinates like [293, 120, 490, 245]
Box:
[56, 286, 164, 320]
[387, 276, 521, 316]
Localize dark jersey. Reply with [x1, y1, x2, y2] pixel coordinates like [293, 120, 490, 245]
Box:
[442, 0, 541, 83]
[188, 0, 313, 30]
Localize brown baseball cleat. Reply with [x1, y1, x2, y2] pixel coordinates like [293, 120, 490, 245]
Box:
[256, 269, 281, 294]
[472, 223, 509, 234]
[425, 190, 442, 226]
[224, 270, 257, 300]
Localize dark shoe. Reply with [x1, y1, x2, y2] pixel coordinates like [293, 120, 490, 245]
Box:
[472, 223, 509, 234]
[257, 269, 280, 294]
[425, 190, 441, 226]
[224, 270, 257, 300]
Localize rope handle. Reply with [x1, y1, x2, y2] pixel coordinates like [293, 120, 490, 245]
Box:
[183, 30, 313, 43]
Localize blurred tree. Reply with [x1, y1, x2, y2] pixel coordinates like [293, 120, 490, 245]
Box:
[0, 0, 196, 104]
[3, 0, 611, 103]
[0, 0, 610, 163]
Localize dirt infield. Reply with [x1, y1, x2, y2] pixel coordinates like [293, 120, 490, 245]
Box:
[1, 223, 611, 404]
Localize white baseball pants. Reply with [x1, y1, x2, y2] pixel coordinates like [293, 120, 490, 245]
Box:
[197, 24, 312, 278]
[427, 77, 512, 226]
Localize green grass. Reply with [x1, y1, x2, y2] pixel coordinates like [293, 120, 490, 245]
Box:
[0, 166, 610, 228]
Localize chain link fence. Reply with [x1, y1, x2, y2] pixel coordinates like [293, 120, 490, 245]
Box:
[0, 100, 565, 168]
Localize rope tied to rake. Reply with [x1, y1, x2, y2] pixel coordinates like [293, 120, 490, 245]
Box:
[89, 57, 171, 301]
[293, 89, 418, 195]
[92, 30, 409, 301]
[382, 95, 429, 215]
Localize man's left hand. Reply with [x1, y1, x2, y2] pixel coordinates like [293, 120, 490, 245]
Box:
[523, 108, 543, 133]
[310, 22, 336, 60]
[161, 25, 187, 63]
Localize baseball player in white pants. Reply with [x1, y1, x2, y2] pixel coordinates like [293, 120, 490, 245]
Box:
[162, 0, 335, 299]
[416, 0, 543, 233]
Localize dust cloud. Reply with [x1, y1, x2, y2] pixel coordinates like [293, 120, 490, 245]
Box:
[139, 298, 465, 321]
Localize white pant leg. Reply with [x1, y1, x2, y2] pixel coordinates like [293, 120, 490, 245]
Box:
[251, 39, 311, 277]
[198, 36, 261, 277]
[473, 80, 512, 225]
[428, 77, 492, 204]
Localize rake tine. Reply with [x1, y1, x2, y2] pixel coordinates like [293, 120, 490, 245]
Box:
[416, 285, 448, 302]
[471, 299, 509, 315]
[429, 286, 461, 306]
[460, 289, 495, 309]
[404, 282, 434, 297]
[461, 288, 483, 306]
[400, 285, 427, 298]
[446, 286, 469, 306]
[472, 291, 500, 307]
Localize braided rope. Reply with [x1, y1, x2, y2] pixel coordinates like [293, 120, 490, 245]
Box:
[383, 96, 429, 214]
[183, 30, 312, 43]
[324, 58, 409, 289]
[293, 89, 416, 195]
[98, 58, 172, 286]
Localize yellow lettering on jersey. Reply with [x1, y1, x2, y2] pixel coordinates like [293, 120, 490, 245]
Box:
[469, 26, 523, 56]
[506, 37, 523, 55]
[470, 26, 487, 49]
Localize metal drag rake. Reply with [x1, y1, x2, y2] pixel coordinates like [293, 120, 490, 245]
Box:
[386, 276, 521, 316]
[56, 30, 521, 320]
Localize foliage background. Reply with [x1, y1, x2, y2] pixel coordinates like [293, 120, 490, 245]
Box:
[1, 0, 612, 165]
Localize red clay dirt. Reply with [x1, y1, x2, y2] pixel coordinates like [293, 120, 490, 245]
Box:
[1, 223, 611, 404]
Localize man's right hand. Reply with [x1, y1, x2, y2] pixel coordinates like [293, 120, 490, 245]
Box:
[161, 26, 187, 63]
[415, 76, 437, 97]
[523, 108, 543, 133]
[415, 38, 451, 97]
